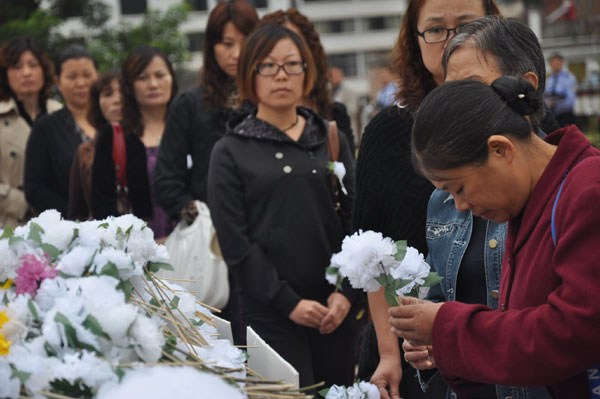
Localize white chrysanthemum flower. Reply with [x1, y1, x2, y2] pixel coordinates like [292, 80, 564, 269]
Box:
[195, 339, 246, 370]
[358, 381, 380, 399]
[96, 366, 244, 399]
[331, 162, 348, 195]
[2, 294, 34, 341]
[56, 246, 96, 277]
[7, 343, 62, 395]
[36, 277, 68, 312]
[0, 359, 20, 399]
[347, 384, 364, 399]
[390, 247, 431, 295]
[0, 239, 19, 281]
[34, 210, 77, 251]
[91, 247, 138, 280]
[52, 351, 117, 390]
[330, 230, 397, 292]
[129, 314, 164, 363]
[325, 385, 348, 399]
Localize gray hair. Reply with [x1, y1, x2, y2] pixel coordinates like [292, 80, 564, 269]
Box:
[442, 17, 546, 125]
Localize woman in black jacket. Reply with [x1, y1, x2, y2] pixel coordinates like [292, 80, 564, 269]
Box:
[91, 46, 177, 240]
[208, 24, 361, 390]
[152, 0, 258, 222]
[24, 45, 98, 215]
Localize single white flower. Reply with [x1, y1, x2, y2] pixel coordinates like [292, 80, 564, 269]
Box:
[330, 230, 397, 292]
[330, 161, 348, 195]
[390, 247, 431, 295]
[326, 385, 348, 399]
[358, 381, 381, 399]
[0, 359, 20, 399]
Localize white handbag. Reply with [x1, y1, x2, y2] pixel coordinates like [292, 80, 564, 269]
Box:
[162, 201, 229, 309]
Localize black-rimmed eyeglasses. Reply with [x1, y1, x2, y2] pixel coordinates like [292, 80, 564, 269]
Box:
[416, 24, 467, 44]
[255, 61, 306, 76]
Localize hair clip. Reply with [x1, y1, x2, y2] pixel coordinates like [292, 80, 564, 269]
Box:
[518, 94, 525, 99]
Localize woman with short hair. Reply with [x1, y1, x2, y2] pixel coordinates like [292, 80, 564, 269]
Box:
[208, 23, 361, 390]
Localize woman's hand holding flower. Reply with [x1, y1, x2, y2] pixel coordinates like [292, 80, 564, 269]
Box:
[289, 299, 329, 329]
[388, 296, 443, 346]
[402, 339, 436, 370]
[319, 292, 351, 334]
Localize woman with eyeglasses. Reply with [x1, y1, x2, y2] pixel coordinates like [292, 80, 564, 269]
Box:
[353, 1, 501, 398]
[208, 23, 361, 390]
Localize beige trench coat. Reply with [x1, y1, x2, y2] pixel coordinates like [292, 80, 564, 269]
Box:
[0, 97, 62, 228]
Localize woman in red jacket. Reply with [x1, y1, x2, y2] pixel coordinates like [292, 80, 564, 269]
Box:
[389, 76, 600, 398]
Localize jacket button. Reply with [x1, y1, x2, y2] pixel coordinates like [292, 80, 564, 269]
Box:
[283, 165, 292, 174]
[501, 303, 506, 311]
[275, 152, 283, 159]
[312, 169, 317, 174]
[489, 239, 498, 248]
[491, 289, 499, 299]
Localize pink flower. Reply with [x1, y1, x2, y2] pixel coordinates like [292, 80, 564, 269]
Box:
[14, 253, 58, 296]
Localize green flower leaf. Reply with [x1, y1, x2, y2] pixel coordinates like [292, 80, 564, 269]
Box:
[40, 243, 60, 260]
[318, 388, 330, 398]
[117, 280, 133, 301]
[422, 272, 444, 287]
[54, 312, 98, 353]
[8, 236, 24, 246]
[162, 335, 177, 356]
[170, 295, 180, 309]
[83, 315, 111, 340]
[0, 226, 14, 239]
[10, 367, 31, 384]
[375, 274, 389, 288]
[100, 262, 120, 280]
[325, 266, 339, 275]
[191, 318, 204, 327]
[27, 222, 44, 244]
[49, 378, 93, 398]
[27, 299, 40, 322]
[384, 287, 399, 307]
[98, 223, 109, 229]
[44, 341, 57, 357]
[115, 366, 125, 381]
[147, 261, 174, 274]
[394, 240, 407, 261]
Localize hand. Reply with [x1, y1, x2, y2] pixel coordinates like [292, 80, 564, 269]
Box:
[179, 201, 198, 225]
[319, 292, 351, 334]
[289, 299, 329, 329]
[388, 297, 443, 346]
[402, 339, 436, 370]
[370, 355, 403, 399]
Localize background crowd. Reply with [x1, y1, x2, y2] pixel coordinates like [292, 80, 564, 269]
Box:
[0, 0, 597, 398]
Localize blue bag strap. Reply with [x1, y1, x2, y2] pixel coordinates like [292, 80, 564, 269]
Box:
[551, 176, 567, 246]
[550, 167, 600, 399]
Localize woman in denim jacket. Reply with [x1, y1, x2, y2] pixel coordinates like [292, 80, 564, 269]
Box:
[406, 18, 554, 399]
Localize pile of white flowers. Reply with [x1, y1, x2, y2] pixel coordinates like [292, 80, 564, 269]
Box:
[320, 381, 380, 399]
[0, 211, 246, 399]
[326, 230, 442, 305]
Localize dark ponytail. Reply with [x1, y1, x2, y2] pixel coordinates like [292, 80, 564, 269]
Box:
[412, 76, 540, 175]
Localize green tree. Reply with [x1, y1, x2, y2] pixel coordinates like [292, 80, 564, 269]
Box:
[0, 0, 190, 73]
[88, 3, 191, 71]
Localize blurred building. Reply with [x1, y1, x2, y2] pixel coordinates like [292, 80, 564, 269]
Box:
[49, 0, 600, 115]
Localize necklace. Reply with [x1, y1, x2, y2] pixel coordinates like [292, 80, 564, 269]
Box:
[282, 114, 299, 131]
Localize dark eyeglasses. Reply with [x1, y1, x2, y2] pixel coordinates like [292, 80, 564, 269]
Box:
[416, 24, 468, 44]
[255, 61, 306, 76]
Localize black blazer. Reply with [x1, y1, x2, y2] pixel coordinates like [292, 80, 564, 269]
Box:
[24, 107, 83, 215]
